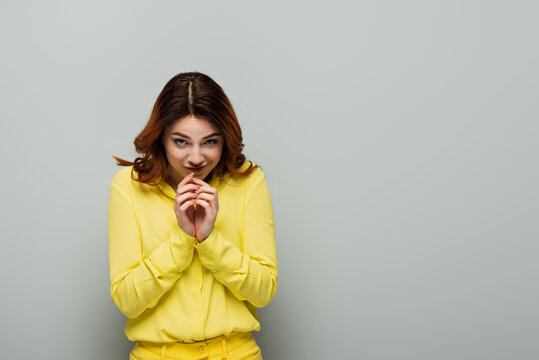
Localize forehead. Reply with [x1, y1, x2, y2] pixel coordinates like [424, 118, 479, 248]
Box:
[167, 115, 220, 135]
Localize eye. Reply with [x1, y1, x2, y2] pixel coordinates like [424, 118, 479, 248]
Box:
[204, 139, 218, 145]
[174, 139, 187, 146]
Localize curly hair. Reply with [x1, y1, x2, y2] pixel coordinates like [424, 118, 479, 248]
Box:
[113, 72, 257, 184]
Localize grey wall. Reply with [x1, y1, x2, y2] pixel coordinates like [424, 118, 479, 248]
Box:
[1, 1, 538, 359]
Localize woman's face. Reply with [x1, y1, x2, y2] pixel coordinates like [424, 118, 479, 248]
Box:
[162, 115, 224, 185]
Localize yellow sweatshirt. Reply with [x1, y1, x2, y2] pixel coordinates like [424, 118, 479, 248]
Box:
[108, 164, 278, 342]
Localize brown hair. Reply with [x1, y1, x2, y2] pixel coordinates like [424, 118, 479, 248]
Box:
[113, 72, 257, 184]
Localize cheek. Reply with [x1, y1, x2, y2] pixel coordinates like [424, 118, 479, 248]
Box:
[214, 147, 224, 161]
[166, 147, 186, 162]
[207, 146, 223, 161]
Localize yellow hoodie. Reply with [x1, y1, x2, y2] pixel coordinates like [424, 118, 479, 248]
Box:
[108, 165, 277, 342]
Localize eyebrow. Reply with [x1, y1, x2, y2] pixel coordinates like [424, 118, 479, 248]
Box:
[171, 132, 222, 140]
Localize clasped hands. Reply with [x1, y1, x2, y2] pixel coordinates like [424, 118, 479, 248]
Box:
[173, 173, 219, 242]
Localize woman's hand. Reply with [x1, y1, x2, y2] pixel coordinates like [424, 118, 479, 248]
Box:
[173, 173, 199, 237]
[192, 177, 219, 242]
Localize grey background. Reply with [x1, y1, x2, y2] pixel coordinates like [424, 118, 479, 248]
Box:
[1, 1, 538, 359]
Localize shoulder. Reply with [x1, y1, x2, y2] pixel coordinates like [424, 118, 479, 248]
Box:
[110, 166, 149, 191]
[110, 166, 135, 186]
[220, 162, 267, 188]
[110, 166, 159, 199]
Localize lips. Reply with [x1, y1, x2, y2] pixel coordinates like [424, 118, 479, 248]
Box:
[186, 165, 206, 172]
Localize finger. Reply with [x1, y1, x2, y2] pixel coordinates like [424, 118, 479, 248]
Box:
[191, 177, 209, 186]
[175, 192, 197, 205]
[194, 199, 211, 210]
[177, 173, 195, 190]
[194, 185, 217, 195]
[179, 199, 197, 212]
[176, 183, 200, 196]
[195, 193, 215, 203]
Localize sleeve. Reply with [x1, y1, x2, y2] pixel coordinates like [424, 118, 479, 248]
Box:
[194, 169, 278, 308]
[108, 173, 197, 319]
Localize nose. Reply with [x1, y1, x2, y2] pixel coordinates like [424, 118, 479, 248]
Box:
[188, 147, 204, 166]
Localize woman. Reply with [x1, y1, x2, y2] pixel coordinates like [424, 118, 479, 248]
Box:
[108, 72, 277, 360]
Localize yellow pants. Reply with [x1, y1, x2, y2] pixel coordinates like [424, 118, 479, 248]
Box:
[130, 331, 262, 360]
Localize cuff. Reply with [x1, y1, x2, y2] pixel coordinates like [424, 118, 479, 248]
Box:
[146, 226, 197, 275]
[194, 228, 243, 273]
